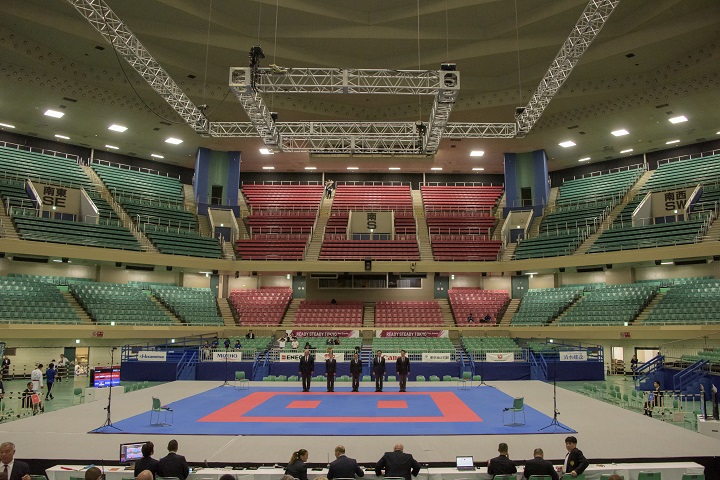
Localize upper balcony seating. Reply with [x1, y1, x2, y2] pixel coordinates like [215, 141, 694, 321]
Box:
[92, 162, 184, 202]
[0, 145, 91, 188]
[589, 214, 708, 253]
[0, 277, 80, 324]
[70, 283, 174, 325]
[421, 185, 503, 261]
[293, 300, 364, 327]
[645, 279, 720, 325]
[332, 184, 413, 211]
[375, 301, 444, 327]
[639, 153, 720, 194]
[556, 168, 643, 206]
[514, 230, 586, 260]
[372, 337, 455, 353]
[151, 285, 223, 326]
[235, 233, 308, 260]
[242, 184, 323, 235]
[229, 287, 292, 326]
[448, 288, 510, 325]
[143, 224, 223, 258]
[511, 286, 585, 326]
[556, 284, 659, 326]
[11, 209, 142, 251]
[7, 274, 95, 286]
[319, 234, 420, 260]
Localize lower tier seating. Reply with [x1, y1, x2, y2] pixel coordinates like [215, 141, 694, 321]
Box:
[319, 235, 419, 260]
[70, 283, 174, 325]
[430, 235, 502, 261]
[589, 216, 707, 253]
[293, 301, 363, 327]
[235, 234, 308, 260]
[143, 225, 223, 258]
[556, 284, 658, 326]
[375, 301, 444, 327]
[511, 286, 585, 326]
[448, 288, 510, 325]
[151, 285, 223, 326]
[0, 277, 80, 324]
[229, 288, 292, 326]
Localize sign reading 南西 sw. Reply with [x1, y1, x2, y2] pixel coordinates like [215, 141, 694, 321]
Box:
[559, 351, 587, 362]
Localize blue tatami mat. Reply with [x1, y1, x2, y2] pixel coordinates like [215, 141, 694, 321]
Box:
[102, 385, 575, 436]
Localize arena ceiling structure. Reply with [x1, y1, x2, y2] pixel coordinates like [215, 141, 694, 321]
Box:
[0, 0, 718, 174]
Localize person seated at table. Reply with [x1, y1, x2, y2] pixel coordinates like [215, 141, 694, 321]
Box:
[562, 436, 588, 478]
[134, 441, 159, 478]
[85, 467, 102, 480]
[286, 449, 309, 480]
[487, 442, 517, 476]
[523, 448, 558, 480]
[21, 382, 43, 415]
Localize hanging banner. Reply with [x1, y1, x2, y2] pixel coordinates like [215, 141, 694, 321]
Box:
[377, 330, 448, 338]
[421, 352, 452, 362]
[212, 351, 243, 362]
[279, 352, 306, 362]
[486, 352, 515, 362]
[560, 351, 587, 362]
[290, 330, 358, 338]
[138, 351, 167, 362]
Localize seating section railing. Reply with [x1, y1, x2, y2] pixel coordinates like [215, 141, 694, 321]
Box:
[69, 283, 175, 326]
[199, 337, 274, 360]
[151, 285, 223, 326]
[640, 153, 720, 194]
[228, 287, 293, 327]
[0, 277, 80, 324]
[375, 301, 444, 327]
[421, 185, 503, 261]
[142, 224, 223, 258]
[293, 301, 364, 327]
[511, 286, 586, 326]
[557, 167, 643, 206]
[556, 284, 659, 326]
[448, 288, 510, 325]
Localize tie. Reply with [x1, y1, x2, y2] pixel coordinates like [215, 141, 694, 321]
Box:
[4, 464, 8, 476]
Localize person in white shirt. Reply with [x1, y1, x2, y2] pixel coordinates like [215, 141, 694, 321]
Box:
[278, 337, 287, 349]
[30, 364, 44, 392]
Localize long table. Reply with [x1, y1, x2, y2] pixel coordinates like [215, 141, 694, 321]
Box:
[46, 462, 704, 480]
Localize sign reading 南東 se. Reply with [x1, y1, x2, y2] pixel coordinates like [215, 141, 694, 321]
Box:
[559, 351, 587, 362]
[138, 351, 167, 362]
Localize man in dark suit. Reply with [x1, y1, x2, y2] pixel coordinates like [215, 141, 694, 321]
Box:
[396, 350, 410, 392]
[157, 439, 189, 480]
[372, 350, 386, 392]
[350, 352, 363, 392]
[328, 445, 364, 480]
[134, 441, 159, 478]
[0, 442, 30, 480]
[523, 448, 558, 480]
[325, 351, 337, 392]
[562, 436, 588, 477]
[299, 348, 314, 392]
[375, 443, 420, 480]
[487, 442, 517, 476]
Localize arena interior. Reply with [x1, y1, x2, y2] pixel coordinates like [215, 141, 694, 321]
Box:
[1, 1, 720, 480]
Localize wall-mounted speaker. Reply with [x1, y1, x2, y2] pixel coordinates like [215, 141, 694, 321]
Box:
[235, 271, 240, 279]
[166, 266, 173, 271]
[714, 256, 720, 262]
[559, 267, 565, 273]
[481, 272, 487, 277]
[364, 259, 372, 271]
[115, 262, 122, 267]
[606, 264, 613, 270]
[655, 260, 661, 266]
[212, 269, 219, 275]
[516, 271, 522, 276]
[61, 257, 69, 263]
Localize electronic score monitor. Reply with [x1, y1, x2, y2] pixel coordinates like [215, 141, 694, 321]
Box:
[92, 365, 120, 387]
[120, 441, 149, 464]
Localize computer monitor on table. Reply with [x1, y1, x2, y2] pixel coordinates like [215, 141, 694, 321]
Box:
[120, 441, 149, 464]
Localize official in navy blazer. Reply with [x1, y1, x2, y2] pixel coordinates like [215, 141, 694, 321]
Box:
[375, 444, 420, 480]
[299, 349, 315, 392]
[395, 350, 410, 392]
[328, 445, 364, 480]
[350, 352, 363, 392]
[372, 350, 386, 392]
[562, 436, 588, 477]
[157, 439, 189, 480]
[523, 448, 558, 480]
[0, 442, 31, 480]
[325, 351, 337, 392]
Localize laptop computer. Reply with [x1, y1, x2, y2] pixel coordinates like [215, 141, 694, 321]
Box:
[456, 456, 476, 471]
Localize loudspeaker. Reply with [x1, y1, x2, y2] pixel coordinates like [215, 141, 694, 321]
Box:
[212, 269, 219, 275]
[655, 260, 661, 266]
[235, 271, 240, 279]
[481, 272, 487, 277]
[0, 252, 4, 258]
[115, 262, 122, 267]
[559, 267, 565, 273]
[516, 271, 521, 276]
[606, 264, 612, 270]
[714, 256, 720, 262]
[364, 259, 372, 271]
[166, 266, 173, 271]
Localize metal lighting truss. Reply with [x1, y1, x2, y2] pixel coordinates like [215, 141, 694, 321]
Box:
[515, 0, 621, 136]
[65, 0, 209, 134]
[228, 66, 460, 154]
[68, 0, 619, 153]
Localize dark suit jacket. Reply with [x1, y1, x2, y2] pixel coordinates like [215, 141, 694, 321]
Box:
[350, 359, 363, 376]
[285, 460, 308, 480]
[157, 452, 190, 480]
[523, 457, 558, 480]
[396, 357, 410, 375]
[372, 356, 386, 375]
[134, 456, 160, 478]
[328, 455, 364, 480]
[487, 455, 517, 476]
[375, 450, 421, 480]
[9, 460, 30, 480]
[564, 448, 588, 475]
[299, 354, 314, 374]
[326, 358, 337, 376]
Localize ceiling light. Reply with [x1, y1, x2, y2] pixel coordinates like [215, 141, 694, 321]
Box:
[472, 167, 485, 171]
[578, 157, 591, 162]
[431, 167, 443, 171]
[0, 123, 16, 129]
[165, 137, 183, 145]
[668, 116, 687, 124]
[347, 167, 359, 170]
[262, 166, 275, 170]
[55, 134, 70, 140]
[666, 140, 680, 144]
[259, 148, 273, 155]
[44, 109, 64, 118]
[559, 141, 576, 148]
[105, 145, 119, 150]
[304, 167, 317, 170]
[660, 261, 673, 265]
[620, 149, 633, 154]
[108, 124, 127, 132]
[150, 154, 164, 159]
[388, 167, 401, 171]
[75, 339, 80, 344]
[470, 150, 484, 157]
[611, 129, 629, 136]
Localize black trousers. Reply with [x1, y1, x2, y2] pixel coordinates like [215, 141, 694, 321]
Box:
[351, 374, 360, 391]
[326, 374, 335, 391]
[375, 374, 384, 391]
[398, 373, 408, 391]
[301, 373, 312, 391]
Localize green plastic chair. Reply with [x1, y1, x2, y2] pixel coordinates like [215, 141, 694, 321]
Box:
[443, 375, 452, 382]
[458, 371, 472, 389]
[362, 375, 371, 382]
[502, 397, 525, 426]
[150, 397, 172, 426]
[681, 474, 704, 480]
[416, 375, 426, 381]
[234, 371, 249, 389]
[73, 387, 85, 405]
[387, 375, 396, 382]
[637, 473, 661, 480]
[429, 375, 440, 382]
